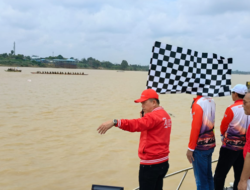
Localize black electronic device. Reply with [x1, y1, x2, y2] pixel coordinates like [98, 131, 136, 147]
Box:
[92, 184, 124, 190]
[141, 110, 144, 117]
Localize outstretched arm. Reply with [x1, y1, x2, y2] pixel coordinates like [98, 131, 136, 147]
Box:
[97, 120, 114, 134]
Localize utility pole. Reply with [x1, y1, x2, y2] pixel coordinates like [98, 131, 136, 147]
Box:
[13, 42, 15, 55]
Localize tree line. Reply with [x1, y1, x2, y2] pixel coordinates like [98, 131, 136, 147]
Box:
[0, 52, 149, 71]
[232, 70, 250, 75]
[77, 57, 148, 71]
[1, 52, 249, 73]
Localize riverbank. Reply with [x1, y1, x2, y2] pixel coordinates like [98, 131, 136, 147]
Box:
[0, 56, 149, 71]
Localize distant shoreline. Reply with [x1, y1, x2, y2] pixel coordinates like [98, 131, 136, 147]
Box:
[1, 65, 249, 74]
[0, 65, 148, 72]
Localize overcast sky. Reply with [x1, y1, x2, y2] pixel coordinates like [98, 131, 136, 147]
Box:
[0, 0, 250, 70]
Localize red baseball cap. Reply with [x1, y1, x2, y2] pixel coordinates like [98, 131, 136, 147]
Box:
[134, 89, 159, 103]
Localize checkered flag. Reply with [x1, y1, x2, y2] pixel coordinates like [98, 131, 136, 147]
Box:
[146, 41, 232, 97]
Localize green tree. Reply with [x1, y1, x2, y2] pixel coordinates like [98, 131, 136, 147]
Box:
[81, 58, 87, 63]
[102, 61, 113, 69]
[46, 56, 55, 60]
[1, 53, 8, 58]
[37, 62, 46, 67]
[120, 60, 128, 70]
[87, 57, 99, 68]
[91, 60, 100, 69]
[87, 57, 95, 62]
[57, 55, 64, 59]
[15, 54, 24, 60]
[25, 56, 31, 60]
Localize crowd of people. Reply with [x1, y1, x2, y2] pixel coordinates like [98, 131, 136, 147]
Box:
[97, 84, 250, 190]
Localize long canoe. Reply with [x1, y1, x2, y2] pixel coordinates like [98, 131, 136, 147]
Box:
[31, 72, 88, 75]
[5, 70, 22, 72]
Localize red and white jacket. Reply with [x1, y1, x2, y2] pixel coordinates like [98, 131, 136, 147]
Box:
[221, 99, 250, 151]
[188, 96, 216, 151]
[115, 107, 171, 165]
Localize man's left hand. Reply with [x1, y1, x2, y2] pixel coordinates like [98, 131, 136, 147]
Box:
[186, 149, 194, 163]
[97, 120, 114, 134]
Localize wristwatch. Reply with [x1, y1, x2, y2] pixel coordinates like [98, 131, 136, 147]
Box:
[113, 119, 118, 126]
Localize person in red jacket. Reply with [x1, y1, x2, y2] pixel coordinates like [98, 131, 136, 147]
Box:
[238, 92, 250, 190]
[186, 95, 216, 190]
[97, 89, 172, 190]
[214, 84, 249, 190]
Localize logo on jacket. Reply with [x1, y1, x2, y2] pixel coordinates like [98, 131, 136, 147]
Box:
[163, 118, 171, 128]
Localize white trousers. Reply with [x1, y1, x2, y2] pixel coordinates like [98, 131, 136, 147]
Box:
[248, 179, 250, 190]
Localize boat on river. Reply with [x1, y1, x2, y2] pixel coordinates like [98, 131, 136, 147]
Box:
[5, 68, 21, 72]
[31, 71, 88, 75]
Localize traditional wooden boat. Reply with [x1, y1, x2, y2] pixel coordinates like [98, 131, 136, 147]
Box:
[5, 68, 22, 72]
[31, 71, 88, 75]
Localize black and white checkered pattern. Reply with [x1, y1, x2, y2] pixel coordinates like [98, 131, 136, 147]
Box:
[146, 41, 232, 97]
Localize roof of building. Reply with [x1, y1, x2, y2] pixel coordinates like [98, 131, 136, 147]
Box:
[53, 59, 76, 62]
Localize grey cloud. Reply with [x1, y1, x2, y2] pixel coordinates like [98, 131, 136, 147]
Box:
[179, 0, 250, 15]
[0, 0, 250, 70]
[1, 0, 50, 12]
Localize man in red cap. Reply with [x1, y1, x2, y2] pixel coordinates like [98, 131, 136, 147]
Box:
[97, 89, 172, 190]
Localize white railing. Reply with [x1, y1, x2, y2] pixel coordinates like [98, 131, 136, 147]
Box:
[133, 159, 218, 190]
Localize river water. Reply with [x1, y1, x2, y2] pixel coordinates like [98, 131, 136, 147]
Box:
[0, 66, 249, 190]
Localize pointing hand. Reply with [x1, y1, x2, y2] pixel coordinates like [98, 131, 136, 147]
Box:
[97, 120, 114, 134]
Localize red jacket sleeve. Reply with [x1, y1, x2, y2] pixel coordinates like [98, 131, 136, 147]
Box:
[116, 114, 157, 132]
[220, 107, 234, 136]
[188, 103, 203, 151]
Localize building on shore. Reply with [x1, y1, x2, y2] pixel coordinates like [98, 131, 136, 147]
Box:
[31, 55, 40, 61]
[53, 59, 77, 68]
[30, 56, 77, 68]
